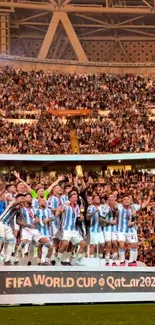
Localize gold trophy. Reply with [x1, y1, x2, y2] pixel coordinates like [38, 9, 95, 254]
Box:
[75, 165, 83, 178]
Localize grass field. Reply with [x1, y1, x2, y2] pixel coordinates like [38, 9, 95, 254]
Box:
[0, 304, 155, 325]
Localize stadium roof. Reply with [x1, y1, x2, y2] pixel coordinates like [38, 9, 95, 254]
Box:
[0, 0, 155, 61]
[0, 0, 155, 13]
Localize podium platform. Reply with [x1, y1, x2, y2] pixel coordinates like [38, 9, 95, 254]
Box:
[0, 256, 146, 267]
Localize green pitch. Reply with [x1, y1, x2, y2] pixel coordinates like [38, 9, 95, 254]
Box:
[0, 304, 155, 325]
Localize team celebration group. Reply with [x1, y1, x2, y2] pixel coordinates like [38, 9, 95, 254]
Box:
[0, 169, 154, 267]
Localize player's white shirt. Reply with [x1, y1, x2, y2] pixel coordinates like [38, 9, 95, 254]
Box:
[5, 192, 15, 208]
[60, 202, 83, 245]
[0, 203, 18, 239]
[117, 204, 137, 234]
[48, 195, 62, 229]
[86, 205, 105, 245]
[87, 204, 103, 233]
[132, 203, 141, 212]
[35, 207, 52, 237]
[21, 206, 36, 226]
[60, 194, 69, 205]
[20, 206, 43, 243]
[3, 194, 19, 230]
[102, 204, 118, 233]
[32, 198, 39, 211]
[61, 203, 80, 232]
[0, 203, 17, 225]
[32, 198, 48, 213]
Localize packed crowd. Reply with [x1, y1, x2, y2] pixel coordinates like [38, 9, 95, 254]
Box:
[0, 117, 71, 154]
[0, 113, 155, 154]
[0, 167, 154, 266]
[76, 116, 155, 153]
[0, 66, 154, 154]
[0, 67, 155, 114]
[4, 111, 40, 119]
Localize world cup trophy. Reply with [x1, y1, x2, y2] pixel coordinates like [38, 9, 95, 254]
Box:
[75, 165, 83, 178]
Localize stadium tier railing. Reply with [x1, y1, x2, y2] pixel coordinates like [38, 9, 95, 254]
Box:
[1, 54, 155, 67]
[0, 153, 155, 161]
[1, 54, 155, 74]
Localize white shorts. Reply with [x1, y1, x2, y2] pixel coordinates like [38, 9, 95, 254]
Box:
[2, 224, 15, 242]
[51, 223, 62, 239]
[0, 222, 4, 238]
[90, 232, 105, 245]
[104, 231, 118, 242]
[62, 230, 83, 246]
[118, 232, 138, 244]
[38, 237, 53, 246]
[13, 216, 20, 231]
[21, 228, 43, 243]
[56, 230, 62, 241]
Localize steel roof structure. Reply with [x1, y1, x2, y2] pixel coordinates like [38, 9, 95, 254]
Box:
[0, 0, 155, 61]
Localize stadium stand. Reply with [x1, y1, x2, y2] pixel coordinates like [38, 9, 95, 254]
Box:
[0, 67, 155, 154]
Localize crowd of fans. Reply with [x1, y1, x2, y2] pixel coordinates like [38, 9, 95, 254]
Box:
[0, 117, 71, 154]
[0, 113, 154, 154]
[0, 66, 154, 154]
[0, 167, 154, 266]
[76, 116, 155, 153]
[4, 111, 40, 119]
[0, 66, 155, 114]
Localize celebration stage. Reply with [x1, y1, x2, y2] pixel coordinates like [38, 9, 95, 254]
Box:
[0, 259, 155, 305]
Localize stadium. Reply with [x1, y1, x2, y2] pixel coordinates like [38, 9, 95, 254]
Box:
[0, 0, 155, 324]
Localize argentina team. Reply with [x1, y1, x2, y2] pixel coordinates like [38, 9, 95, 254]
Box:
[0, 171, 152, 267]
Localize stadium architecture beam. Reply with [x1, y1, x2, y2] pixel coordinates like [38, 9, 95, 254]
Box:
[59, 12, 87, 61]
[3, 0, 155, 60]
[38, 12, 87, 61]
[11, 13, 155, 33]
[10, 34, 155, 41]
[17, 12, 49, 24]
[1, 2, 155, 14]
[38, 12, 60, 59]
[142, 0, 153, 8]
[63, 0, 72, 5]
[15, 22, 155, 30]
[48, 0, 57, 5]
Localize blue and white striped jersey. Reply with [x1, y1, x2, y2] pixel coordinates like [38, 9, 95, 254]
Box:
[32, 198, 39, 211]
[118, 205, 137, 234]
[35, 207, 52, 237]
[21, 207, 35, 226]
[5, 193, 16, 208]
[0, 203, 17, 225]
[48, 195, 62, 230]
[60, 194, 69, 205]
[87, 205, 103, 233]
[48, 195, 61, 210]
[102, 204, 118, 233]
[77, 221, 86, 238]
[132, 203, 141, 212]
[61, 203, 80, 231]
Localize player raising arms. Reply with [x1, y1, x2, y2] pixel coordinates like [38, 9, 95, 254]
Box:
[13, 171, 65, 209]
[118, 190, 153, 267]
